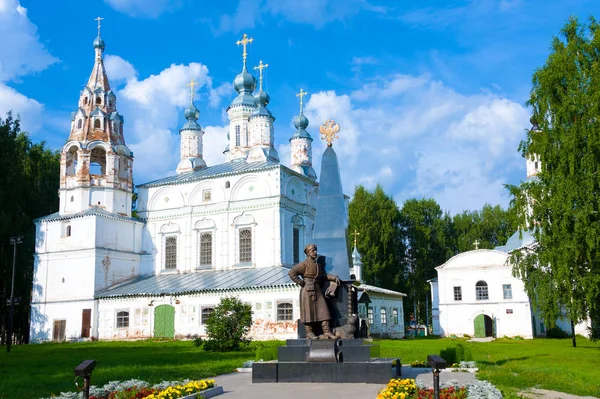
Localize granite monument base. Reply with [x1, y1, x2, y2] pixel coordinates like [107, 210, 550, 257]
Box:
[252, 338, 401, 384]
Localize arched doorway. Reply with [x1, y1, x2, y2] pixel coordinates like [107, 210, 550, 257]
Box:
[154, 305, 175, 338]
[474, 314, 494, 338]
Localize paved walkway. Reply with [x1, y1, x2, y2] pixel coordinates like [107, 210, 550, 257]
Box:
[212, 367, 478, 399]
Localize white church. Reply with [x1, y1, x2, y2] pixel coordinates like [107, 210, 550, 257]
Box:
[429, 141, 591, 339]
[29, 30, 405, 342]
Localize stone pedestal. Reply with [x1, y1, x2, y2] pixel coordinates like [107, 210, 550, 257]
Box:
[252, 338, 400, 384]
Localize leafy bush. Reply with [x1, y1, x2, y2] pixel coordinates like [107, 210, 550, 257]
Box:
[203, 296, 252, 352]
[439, 343, 472, 365]
[254, 343, 278, 361]
[545, 326, 570, 338]
[191, 337, 203, 347]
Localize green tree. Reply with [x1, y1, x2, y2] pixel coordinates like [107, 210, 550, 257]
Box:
[400, 198, 452, 325]
[450, 204, 516, 254]
[204, 296, 252, 352]
[508, 17, 600, 346]
[348, 184, 405, 290]
[0, 113, 60, 346]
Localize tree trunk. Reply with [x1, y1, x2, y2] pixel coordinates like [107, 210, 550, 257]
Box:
[571, 319, 577, 347]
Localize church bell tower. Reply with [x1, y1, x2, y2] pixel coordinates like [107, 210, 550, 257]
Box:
[58, 19, 134, 217]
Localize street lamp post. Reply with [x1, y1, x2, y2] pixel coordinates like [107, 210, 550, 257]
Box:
[7, 235, 23, 353]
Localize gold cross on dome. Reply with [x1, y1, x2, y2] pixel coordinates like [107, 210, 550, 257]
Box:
[236, 33, 254, 65]
[473, 239, 480, 250]
[319, 119, 340, 147]
[95, 17, 104, 35]
[353, 229, 360, 247]
[296, 88, 307, 113]
[253, 60, 269, 90]
[187, 78, 198, 101]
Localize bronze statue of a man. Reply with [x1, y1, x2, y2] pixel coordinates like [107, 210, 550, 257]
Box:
[289, 244, 340, 339]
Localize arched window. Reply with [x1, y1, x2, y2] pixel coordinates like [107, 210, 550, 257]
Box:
[165, 236, 177, 269]
[116, 311, 129, 328]
[66, 225, 72, 237]
[199, 233, 212, 267]
[201, 307, 214, 325]
[277, 302, 293, 321]
[392, 309, 399, 325]
[77, 119, 82, 129]
[89, 147, 106, 176]
[225, 181, 230, 189]
[239, 228, 252, 263]
[65, 147, 78, 175]
[94, 119, 101, 129]
[83, 97, 88, 105]
[476, 281, 489, 300]
[380, 308, 387, 324]
[96, 96, 102, 105]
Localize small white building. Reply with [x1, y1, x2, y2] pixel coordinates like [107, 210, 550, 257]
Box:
[430, 151, 591, 339]
[29, 30, 405, 343]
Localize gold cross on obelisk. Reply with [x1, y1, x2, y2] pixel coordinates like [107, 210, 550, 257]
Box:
[296, 89, 307, 113]
[253, 60, 268, 90]
[353, 229, 360, 247]
[473, 239, 480, 250]
[236, 33, 254, 66]
[95, 17, 104, 35]
[187, 78, 198, 102]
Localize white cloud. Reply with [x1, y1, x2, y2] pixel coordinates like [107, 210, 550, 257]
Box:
[109, 60, 231, 182]
[104, 55, 137, 85]
[103, 0, 179, 18]
[0, 83, 43, 132]
[0, 0, 57, 82]
[303, 73, 529, 213]
[214, 0, 385, 33]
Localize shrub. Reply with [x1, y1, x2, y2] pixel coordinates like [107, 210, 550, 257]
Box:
[192, 337, 203, 347]
[204, 296, 252, 352]
[439, 343, 472, 365]
[545, 326, 570, 338]
[254, 343, 278, 361]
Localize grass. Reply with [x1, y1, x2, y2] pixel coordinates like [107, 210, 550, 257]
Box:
[378, 336, 600, 397]
[1, 337, 599, 399]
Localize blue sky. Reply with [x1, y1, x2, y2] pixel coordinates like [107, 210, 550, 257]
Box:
[1, 0, 598, 214]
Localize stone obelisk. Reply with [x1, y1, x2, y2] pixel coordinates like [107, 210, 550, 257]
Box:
[313, 120, 356, 334]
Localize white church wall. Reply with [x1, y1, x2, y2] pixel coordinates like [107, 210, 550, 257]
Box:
[36, 217, 97, 254]
[30, 300, 96, 342]
[93, 249, 141, 292]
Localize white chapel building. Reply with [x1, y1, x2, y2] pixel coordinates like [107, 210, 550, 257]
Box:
[430, 136, 591, 339]
[29, 30, 405, 342]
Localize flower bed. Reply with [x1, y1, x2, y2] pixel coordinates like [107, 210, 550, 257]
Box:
[40, 378, 219, 399]
[377, 379, 502, 399]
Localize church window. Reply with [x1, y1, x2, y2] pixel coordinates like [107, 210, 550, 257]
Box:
[90, 147, 107, 176]
[534, 161, 539, 170]
[277, 302, 293, 321]
[235, 125, 241, 146]
[83, 97, 88, 105]
[201, 307, 214, 325]
[77, 119, 82, 129]
[453, 286, 462, 301]
[239, 228, 252, 263]
[476, 281, 489, 300]
[66, 225, 72, 237]
[380, 308, 387, 324]
[70, 196, 74, 202]
[66, 147, 78, 175]
[293, 228, 300, 264]
[94, 119, 101, 129]
[96, 96, 102, 105]
[116, 311, 129, 328]
[367, 308, 374, 325]
[245, 128, 249, 146]
[225, 181, 230, 189]
[52, 320, 66, 341]
[392, 309, 399, 325]
[199, 233, 212, 267]
[503, 284, 513, 300]
[165, 236, 177, 269]
[203, 189, 212, 202]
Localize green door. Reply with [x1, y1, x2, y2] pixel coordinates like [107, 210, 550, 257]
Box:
[154, 305, 175, 338]
[474, 314, 485, 338]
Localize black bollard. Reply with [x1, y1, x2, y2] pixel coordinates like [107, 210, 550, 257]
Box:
[427, 355, 447, 399]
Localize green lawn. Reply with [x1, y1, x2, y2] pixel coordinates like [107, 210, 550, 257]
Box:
[1, 337, 599, 399]
[378, 336, 600, 397]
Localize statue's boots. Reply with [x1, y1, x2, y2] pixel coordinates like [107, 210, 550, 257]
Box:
[321, 320, 336, 339]
[305, 324, 318, 340]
